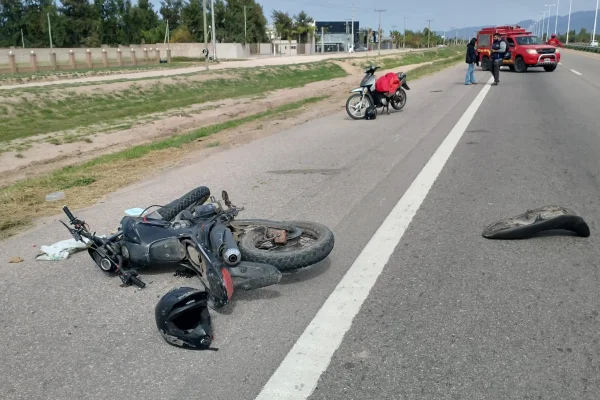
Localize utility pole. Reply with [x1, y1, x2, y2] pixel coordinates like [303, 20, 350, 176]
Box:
[47, 13, 53, 50]
[351, 4, 355, 52]
[566, 0, 572, 43]
[203, 0, 208, 70]
[403, 17, 406, 49]
[21, 29, 25, 48]
[211, 0, 217, 60]
[554, 0, 560, 35]
[426, 19, 433, 48]
[544, 4, 555, 41]
[321, 26, 324, 54]
[244, 6, 247, 44]
[375, 9, 385, 56]
[593, 0, 599, 46]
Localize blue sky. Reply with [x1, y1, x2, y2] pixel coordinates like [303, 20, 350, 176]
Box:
[150, 0, 599, 33]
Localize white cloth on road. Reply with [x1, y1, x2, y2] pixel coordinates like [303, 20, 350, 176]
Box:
[36, 238, 89, 261]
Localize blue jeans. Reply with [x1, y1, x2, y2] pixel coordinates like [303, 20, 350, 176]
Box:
[465, 63, 476, 84]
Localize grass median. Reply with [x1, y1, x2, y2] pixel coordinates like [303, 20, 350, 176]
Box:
[0, 62, 347, 143]
[356, 47, 461, 70]
[0, 95, 328, 239]
[0, 52, 464, 240]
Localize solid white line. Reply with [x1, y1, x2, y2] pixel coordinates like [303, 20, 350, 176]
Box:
[570, 69, 582, 76]
[253, 75, 496, 400]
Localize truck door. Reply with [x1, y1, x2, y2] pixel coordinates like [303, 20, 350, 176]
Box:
[505, 37, 515, 62]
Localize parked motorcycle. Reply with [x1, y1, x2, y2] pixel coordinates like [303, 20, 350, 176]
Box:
[346, 65, 410, 120]
[59, 186, 335, 310]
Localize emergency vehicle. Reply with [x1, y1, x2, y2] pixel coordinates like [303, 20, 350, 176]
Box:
[476, 25, 561, 73]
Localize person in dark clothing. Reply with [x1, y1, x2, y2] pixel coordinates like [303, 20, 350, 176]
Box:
[465, 38, 478, 85]
[490, 32, 506, 86]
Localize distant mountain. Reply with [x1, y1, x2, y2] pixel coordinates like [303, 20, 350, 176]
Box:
[435, 10, 598, 39]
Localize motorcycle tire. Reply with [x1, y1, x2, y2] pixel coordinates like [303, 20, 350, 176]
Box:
[346, 93, 373, 120]
[237, 220, 335, 271]
[156, 186, 211, 221]
[391, 88, 407, 111]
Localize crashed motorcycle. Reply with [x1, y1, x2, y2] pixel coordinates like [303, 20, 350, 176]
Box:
[346, 65, 410, 120]
[60, 186, 335, 309]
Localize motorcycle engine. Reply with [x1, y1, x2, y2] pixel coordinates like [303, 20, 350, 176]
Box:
[170, 220, 191, 230]
[381, 98, 387, 106]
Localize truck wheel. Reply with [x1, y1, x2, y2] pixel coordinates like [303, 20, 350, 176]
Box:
[514, 56, 528, 73]
[481, 56, 491, 71]
[543, 65, 557, 72]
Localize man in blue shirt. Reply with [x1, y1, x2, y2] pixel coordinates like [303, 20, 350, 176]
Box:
[490, 32, 506, 86]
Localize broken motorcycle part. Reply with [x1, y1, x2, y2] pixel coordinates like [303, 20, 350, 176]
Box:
[482, 205, 591, 240]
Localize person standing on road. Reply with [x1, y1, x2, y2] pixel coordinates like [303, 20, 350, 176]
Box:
[490, 32, 506, 86]
[465, 38, 478, 85]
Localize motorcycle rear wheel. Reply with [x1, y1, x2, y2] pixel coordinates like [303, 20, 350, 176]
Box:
[391, 88, 407, 110]
[237, 220, 335, 271]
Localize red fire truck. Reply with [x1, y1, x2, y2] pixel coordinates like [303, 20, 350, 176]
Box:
[476, 25, 561, 73]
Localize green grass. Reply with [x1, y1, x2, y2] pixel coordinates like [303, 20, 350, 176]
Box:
[0, 62, 346, 143]
[0, 61, 204, 83]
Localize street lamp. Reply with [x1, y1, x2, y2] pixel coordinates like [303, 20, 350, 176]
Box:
[566, 0, 573, 44]
[545, 4, 555, 41]
[593, 0, 599, 45]
[554, 0, 560, 35]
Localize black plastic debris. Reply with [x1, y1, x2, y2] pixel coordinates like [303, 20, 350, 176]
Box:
[482, 205, 591, 240]
[174, 268, 196, 278]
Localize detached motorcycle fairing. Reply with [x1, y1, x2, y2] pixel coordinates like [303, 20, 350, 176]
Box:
[482, 205, 591, 239]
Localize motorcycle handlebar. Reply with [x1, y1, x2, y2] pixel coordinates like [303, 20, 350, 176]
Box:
[130, 276, 146, 289]
[63, 205, 76, 223]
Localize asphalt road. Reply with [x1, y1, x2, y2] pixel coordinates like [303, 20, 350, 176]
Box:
[1, 53, 598, 400]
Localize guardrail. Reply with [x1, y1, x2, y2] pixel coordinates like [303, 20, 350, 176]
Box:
[564, 44, 600, 54]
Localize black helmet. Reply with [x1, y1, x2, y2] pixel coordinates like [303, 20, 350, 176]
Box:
[155, 287, 213, 350]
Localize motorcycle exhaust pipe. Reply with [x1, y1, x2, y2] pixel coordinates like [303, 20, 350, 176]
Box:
[210, 224, 242, 266]
[221, 229, 241, 266]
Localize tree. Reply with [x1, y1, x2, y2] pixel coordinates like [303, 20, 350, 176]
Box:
[271, 10, 293, 40]
[170, 23, 193, 42]
[160, 0, 183, 31]
[181, 0, 204, 41]
[293, 10, 314, 43]
[60, 0, 98, 46]
[221, 0, 267, 43]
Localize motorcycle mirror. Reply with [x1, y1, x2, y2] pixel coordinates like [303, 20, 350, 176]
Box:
[222, 190, 231, 207]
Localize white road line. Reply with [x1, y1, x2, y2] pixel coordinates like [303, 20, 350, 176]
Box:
[570, 69, 582, 76]
[253, 75, 496, 400]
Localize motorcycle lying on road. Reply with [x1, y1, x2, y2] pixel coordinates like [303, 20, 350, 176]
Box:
[60, 186, 335, 310]
[346, 65, 410, 120]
